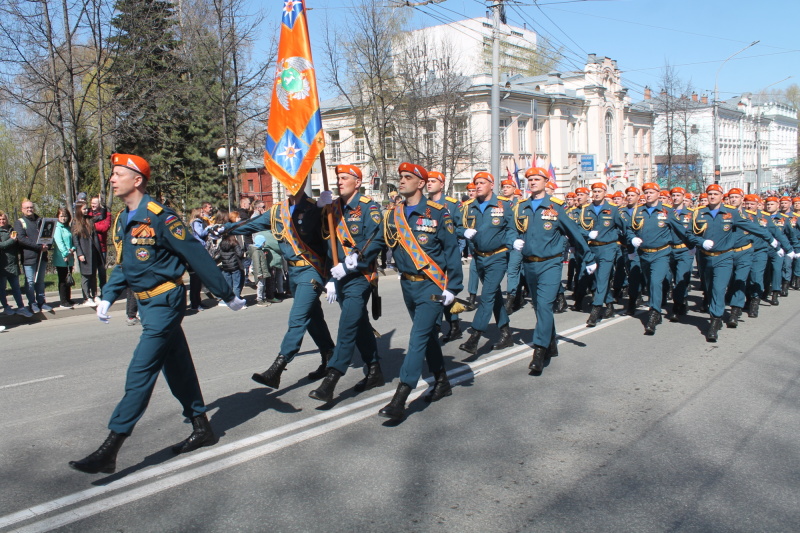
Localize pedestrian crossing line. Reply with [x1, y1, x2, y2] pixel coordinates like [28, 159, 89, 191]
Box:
[0, 375, 65, 390]
[0, 315, 631, 533]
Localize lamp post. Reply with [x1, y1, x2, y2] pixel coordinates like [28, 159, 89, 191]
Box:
[713, 40, 759, 185]
[216, 145, 240, 213]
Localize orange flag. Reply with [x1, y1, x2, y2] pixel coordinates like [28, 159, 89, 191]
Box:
[264, 0, 324, 196]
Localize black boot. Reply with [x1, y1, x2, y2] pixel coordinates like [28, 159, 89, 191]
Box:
[459, 330, 482, 355]
[425, 371, 452, 402]
[644, 309, 661, 335]
[308, 348, 333, 381]
[529, 346, 546, 373]
[441, 320, 462, 343]
[570, 292, 586, 312]
[465, 294, 477, 310]
[504, 294, 515, 315]
[770, 291, 780, 306]
[793, 276, 800, 290]
[513, 289, 524, 311]
[726, 306, 741, 328]
[626, 298, 637, 316]
[546, 336, 559, 358]
[252, 355, 288, 389]
[586, 305, 602, 327]
[554, 293, 567, 314]
[354, 362, 385, 392]
[69, 431, 127, 474]
[308, 368, 343, 402]
[378, 383, 413, 421]
[172, 413, 216, 454]
[603, 302, 615, 318]
[748, 297, 760, 318]
[706, 317, 722, 342]
[781, 280, 789, 297]
[492, 325, 513, 350]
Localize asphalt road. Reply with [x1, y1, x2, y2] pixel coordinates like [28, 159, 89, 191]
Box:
[1, 265, 799, 532]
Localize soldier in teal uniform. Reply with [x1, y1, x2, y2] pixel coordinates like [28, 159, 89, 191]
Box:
[691, 184, 779, 342]
[723, 188, 755, 327]
[513, 167, 596, 374]
[464, 183, 481, 308]
[376, 162, 463, 421]
[69, 154, 245, 475]
[459, 172, 517, 355]
[501, 178, 524, 314]
[763, 196, 794, 305]
[426, 170, 464, 342]
[618, 186, 643, 315]
[221, 182, 336, 389]
[668, 186, 696, 321]
[308, 164, 385, 403]
[777, 196, 799, 296]
[578, 182, 627, 326]
[743, 195, 791, 317]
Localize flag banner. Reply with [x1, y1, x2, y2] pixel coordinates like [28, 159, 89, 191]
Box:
[264, 0, 324, 196]
[513, 159, 520, 187]
[548, 162, 556, 180]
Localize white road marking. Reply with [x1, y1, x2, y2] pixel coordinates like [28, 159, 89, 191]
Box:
[1, 315, 631, 532]
[0, 375, 65, 390]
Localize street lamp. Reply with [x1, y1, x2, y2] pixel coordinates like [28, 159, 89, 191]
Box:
[713, 40, 759, 185]
[216, 145, 241, 213]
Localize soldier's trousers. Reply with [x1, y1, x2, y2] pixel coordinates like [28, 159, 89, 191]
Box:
[701, 251, 733, 318]
[747, 245, 769, 297]
[670, 248, 694, 306]
[639, 248, 670, 312]
[589, 243, 619, 306]
[522, 256, 562, 348]
[398, 278, 445, 386]
[468, 256, 480, 295]
[472, 253, 509, 332]
[782, 254, 793, 281]
[327, 275, 378, 376]
[767, 251, 783, 291]
[793, 255, 800, 278]
[280, 265, 334, 361]
[108, 285, 205, 435]
[506, 249, 523, 294]
[727, 246, 753, 308]
[625, 251, 643, 301]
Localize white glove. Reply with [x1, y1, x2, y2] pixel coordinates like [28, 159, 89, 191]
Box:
[631, 237, 643, 248]
[627, 253, 636, 260]
[585, 263, 597, 275]
[778, 248, 785, 258]
[441, 290, 455, 306]
[96, 300, 111, 323]
[702, 240, 714, 251]
[771, 238, 779, 249]
[568, 247, 575, 254]
[789, 251, 797, 260]
[513, 239, 524, 251]
[226, 296, 246, 311]
[325, 281, 337, 304]
[344, 252, 359, 269]
[464, 228, 477, 240]
[330, 263, 347, 280]
[588, 230, 599, 240]
[316, 190, 333, 207]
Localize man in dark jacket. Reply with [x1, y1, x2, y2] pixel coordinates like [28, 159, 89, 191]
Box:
[14, 200, 52, 313]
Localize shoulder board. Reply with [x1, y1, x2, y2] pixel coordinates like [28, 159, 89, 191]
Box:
[780, 212, 790, 217]
[497, 195, 510, 201]
[761, 210, 771, 215]
[662, 202, 673, 208]
[723, 204, 735, 210]
[445, 196, 458, 203]
[745, 209, 757, 216]
[463, 198, 475, 205]
[427, 200, 444, 210]
[359, 196, 372, 204]
[147, 201, 163, 215]
[549, 196, 564, 205]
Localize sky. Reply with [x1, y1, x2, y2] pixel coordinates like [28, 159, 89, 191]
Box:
[253, 0, 800, 105]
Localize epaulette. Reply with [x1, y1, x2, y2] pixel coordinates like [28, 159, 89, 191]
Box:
[723, 204, 735, 209]
[445, 196, 459, 204]
[746, 209, 757, 216]
[147, 201, 163, 215]
[427, 200, 444, 210]
[359, 196, 372, 203]
[463, 198, 475, 205]
[662, 202, 673, 208]
[549, 196, 564, 205]
[497, 195, 511, 201]
[761, 210, 771, 215]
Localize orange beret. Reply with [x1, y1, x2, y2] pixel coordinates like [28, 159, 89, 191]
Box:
[501, 179, 516, 187]
[728, 188, 744, 196]
[546, 180, 558, 190]
[612, 191, 624, 198]
[642, 182, 660, 192]
[780, 196, 792, 202]
[765, 196, 779, 203]
[466, 182, 476, 190]
[706, 184, 723, 193]
[575, 187, 590, 194]
[659, 190, 670, 197]
[514, 189, 522, 196]
[565, 192, 576, 198]
[428, 171, 445, 184]
[525, 167, 549, 179]
[398, 162, 428, 180]
[335, 164, 362, 179]
[685, 192, 694, 199]
[699, 193, 708, 199]
[625, 186, 640, 194]
[111, 153, 150, 180]
[670, 187, 686, 195]
[744, 194, 760, 202]
[590, 182, 607, 191]
[473, 171, 494, 185]
[793, 197, 800, 203]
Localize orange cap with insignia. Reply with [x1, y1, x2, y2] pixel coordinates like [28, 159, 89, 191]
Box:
[111, 153, 150, 180]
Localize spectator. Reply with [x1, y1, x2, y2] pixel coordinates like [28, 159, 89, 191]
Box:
[14, 199, 52, 313]
[200, 201, 215, 225]
[228, 211, 246, 295]
[218, 224, 245, 308]
[257, 229, 283, 303]
[188, 206, 212, 310]
[88, 196, 112, 291]
[251, 200, 266, 219]
[0, 210, 31, 317]
[236, 198, 254, 281]
[249, 234, 271, 306]
[73, 201, 103, 307]
[52, 207, 76, 309]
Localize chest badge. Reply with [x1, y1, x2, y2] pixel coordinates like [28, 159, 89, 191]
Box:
[136, 247, 151, 261]
[417, 233, 429, 244]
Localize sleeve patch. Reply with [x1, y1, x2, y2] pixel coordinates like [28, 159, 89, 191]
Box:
[164, 214, 177, 225]
[169, 221, 186, 240]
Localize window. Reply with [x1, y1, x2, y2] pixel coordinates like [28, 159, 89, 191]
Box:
[424, 120, 437, 156]
[517, 119, 528, 153]
[535, 120, 545, 153]
[456, 117, 469, 148]
[329, 131, 341, 162]
[384, 134, 396, 160]
[568, 123, 576, 152]
[248, 180, 254, 192]
[604, 113, 614, 160]
[499, 119, 509, 152]
[353, 131, 366, 162]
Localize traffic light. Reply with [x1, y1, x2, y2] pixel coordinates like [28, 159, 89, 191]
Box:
[714, 165, 720, 184]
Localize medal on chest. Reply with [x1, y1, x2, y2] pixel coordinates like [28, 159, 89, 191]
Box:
[130, 223, 156, 245]
[541, 206, 558, 221]
[348, 205, 363, 222]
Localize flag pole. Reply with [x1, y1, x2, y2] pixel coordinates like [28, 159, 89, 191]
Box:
[319, 150, 339, 265]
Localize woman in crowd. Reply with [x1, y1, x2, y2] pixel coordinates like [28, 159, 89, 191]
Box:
[218, 212, 246, 308]
[0, 210, 32, 317]
[52, 207, 76, 309]
[73, 201, 103, 307]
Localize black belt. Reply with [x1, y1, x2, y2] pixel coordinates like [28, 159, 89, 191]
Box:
[522, 254, 561, 263]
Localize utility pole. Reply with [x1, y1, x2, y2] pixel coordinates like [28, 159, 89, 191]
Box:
[490, 0, 503, 192]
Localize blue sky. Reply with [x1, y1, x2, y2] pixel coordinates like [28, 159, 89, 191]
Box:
[258, 0, 799, 103]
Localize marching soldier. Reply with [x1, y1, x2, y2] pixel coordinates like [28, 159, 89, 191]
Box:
[763, 197, 794, 305]
[723, 188, 754, 327]
[308, 165, 385, 403]
[69, 154, 246, 474]
[667, 187, 695, 321]
[778, 196, 799, 296]
[513, 168, 596, 374]
[377, 162, 463, 421]
[459, 172, 516, 355]
[222, 180, 336, 389]
[464, 182, 480, 309]
[500, 178, 524, 315]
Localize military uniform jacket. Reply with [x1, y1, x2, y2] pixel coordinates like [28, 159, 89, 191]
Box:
[514, 196, 595, 264]
[618, 205, 639, 253]
[326, 193, 384, 278]
[578, 200, 626, 244]
[773, 212, 800, 252]
[461, 194, 516, 253]
[383, 199, 463, 294]
[628, 202, 699, 249]
[429, 193, 464, 239]
[671, 206, 696, 247]
[104, 194, 235, 304]
[742, 210, 791, 251]
[692, 204, 774, 252]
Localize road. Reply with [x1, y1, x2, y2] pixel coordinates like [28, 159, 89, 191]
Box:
[1, 265, 799, 532]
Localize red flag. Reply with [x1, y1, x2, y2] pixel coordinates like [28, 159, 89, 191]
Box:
[264, 0, 324, 195]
